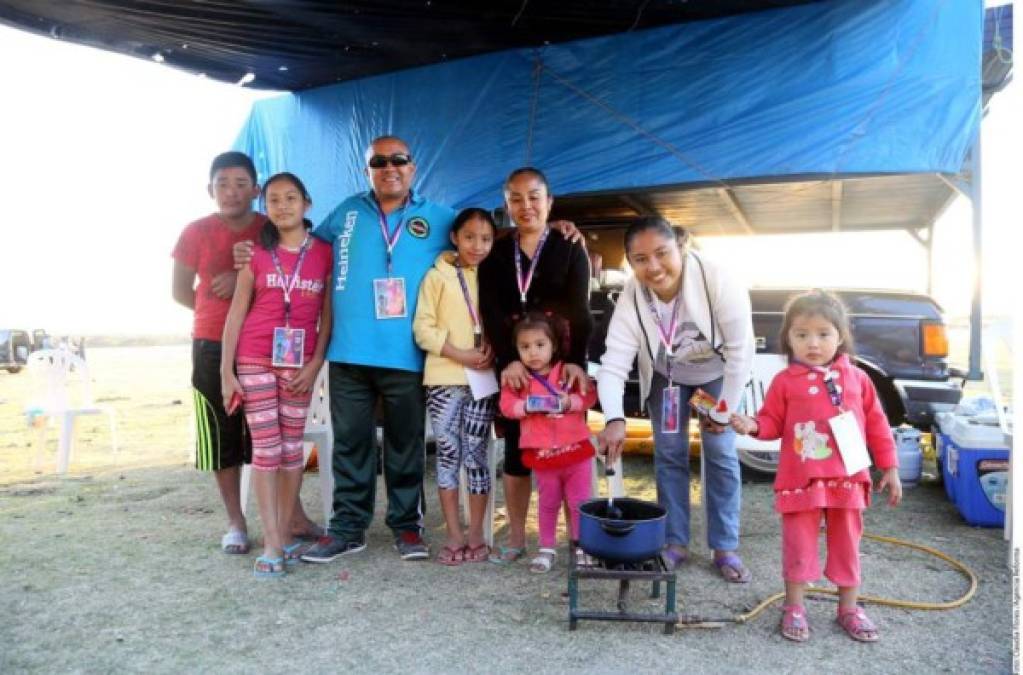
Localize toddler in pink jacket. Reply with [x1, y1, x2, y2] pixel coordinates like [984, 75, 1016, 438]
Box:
[731, 290, 901, 643]
[499, 312, 596, 573]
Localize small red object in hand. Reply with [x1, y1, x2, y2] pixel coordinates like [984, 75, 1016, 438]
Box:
[227, 391, 243, 415]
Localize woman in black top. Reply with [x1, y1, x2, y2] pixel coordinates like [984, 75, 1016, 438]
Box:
[479, 167, 593, 564]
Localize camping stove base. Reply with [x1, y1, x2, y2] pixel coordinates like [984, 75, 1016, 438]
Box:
[567, 550, 678, 634]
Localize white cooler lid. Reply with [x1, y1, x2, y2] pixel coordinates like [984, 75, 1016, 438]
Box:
[950, 416, 1010, 450]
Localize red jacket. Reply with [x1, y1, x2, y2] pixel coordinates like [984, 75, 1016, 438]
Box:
[499, 362, 597, 450]
[753, 354, 897, 491]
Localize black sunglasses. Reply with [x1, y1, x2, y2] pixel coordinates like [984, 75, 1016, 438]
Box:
[367, 153, 412, 169]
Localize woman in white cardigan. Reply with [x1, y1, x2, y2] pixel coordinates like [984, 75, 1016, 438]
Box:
[596, 217, 755, 581]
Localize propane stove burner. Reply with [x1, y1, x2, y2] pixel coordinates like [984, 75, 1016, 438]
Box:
[567, 549, 678, 633]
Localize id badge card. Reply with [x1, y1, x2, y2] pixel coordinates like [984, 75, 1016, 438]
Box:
[661, 385, 682, 434]
[828, 411, 871, 475]
[373, 277, 407, 319]
[526, 394, 562, 414]
[272, 327, 305, 368]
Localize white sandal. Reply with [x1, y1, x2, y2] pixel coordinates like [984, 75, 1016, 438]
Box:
[575, 547, 596, 567]
[529, 548, 557, 574]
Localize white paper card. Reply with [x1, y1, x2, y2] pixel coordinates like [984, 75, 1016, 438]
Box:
[829, 411, 871, 475]
[465, 367, 499, 400]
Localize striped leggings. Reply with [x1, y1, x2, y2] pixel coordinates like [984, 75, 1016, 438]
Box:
[236, 358, 312, 472]
[425, 386, 495, 494]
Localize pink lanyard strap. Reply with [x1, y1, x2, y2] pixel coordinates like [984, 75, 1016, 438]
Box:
[454, 262, 482, 342]
[269, 236, 311, 326]
[374, 194, 409, 275]
[513, 228, 550, 309]
[641, 286, 681, 357]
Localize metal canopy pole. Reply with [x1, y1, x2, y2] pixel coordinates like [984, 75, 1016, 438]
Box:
[926, 223, 934, 297]
[967, 130, 984, 380]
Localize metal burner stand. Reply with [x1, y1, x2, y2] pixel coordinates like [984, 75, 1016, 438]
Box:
[567, 550, 678, 634]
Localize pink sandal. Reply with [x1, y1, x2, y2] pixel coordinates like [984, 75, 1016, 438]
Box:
[836, 606, 879, 642]
[436, 545, 465, 566]
[780, 604, 810, 642]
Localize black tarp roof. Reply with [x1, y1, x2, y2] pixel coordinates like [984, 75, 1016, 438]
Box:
[0, 0, 821, 91]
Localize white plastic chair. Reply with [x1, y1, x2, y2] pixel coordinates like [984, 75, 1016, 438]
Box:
[240, 363, 334, 525]
[24, 347, 118, 474]
[459, 431, 501, 548]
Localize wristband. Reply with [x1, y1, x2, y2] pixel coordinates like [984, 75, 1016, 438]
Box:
[604, 417, 626, 426]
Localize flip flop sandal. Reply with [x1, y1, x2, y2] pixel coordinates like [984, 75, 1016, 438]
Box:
[837, 606, 880, 642]
[660, 547, 689, 571]
[221, 528, 250, 555]
[529, 548, 557, 574]
[488, 545, 526, 565]
[713, 554, 752, 583]
[437, 545, 466, 566]
[253, 555, 285, 579]
[780, 604, 810, 642]
[463, 543, 490, 563]
[283, 541, 306, 567]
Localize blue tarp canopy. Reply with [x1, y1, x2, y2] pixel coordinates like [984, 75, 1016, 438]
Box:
[234, 0, 985, 230]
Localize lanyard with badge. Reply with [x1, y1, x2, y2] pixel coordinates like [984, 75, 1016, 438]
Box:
[526, 369, 565, 415]
[270, 236, 311, 369]
[372, 194, 410, 319]
[513, 228, 550, 311]
[454, 261, 483, 349]
[642, 286, 683, 434]
[799, 361, 872, 475]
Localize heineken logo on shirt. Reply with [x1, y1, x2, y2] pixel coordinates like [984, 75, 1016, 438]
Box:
[407, 217, 430, 238]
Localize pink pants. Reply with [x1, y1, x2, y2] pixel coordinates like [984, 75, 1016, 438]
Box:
[534, 459, 592, 549]
[781, 508, 863, 587]
[237, 359, 312, 472]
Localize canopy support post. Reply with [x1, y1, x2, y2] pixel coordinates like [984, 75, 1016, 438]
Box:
[967, 132, 984, 381]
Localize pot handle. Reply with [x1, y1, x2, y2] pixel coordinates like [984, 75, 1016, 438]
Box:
[599, 521, 636, 537]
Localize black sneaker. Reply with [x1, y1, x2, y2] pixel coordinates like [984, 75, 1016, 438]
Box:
[300, 534, 366, 563]
[394, 531, 429, 560]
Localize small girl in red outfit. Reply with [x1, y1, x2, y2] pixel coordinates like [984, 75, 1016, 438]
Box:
[730, 290, 901, 643]
[499, 313, 597, 574]
[221, 172, 332, 578]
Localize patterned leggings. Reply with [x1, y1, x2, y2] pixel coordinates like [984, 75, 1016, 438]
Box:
[425, 386, 496, 494]
[237, 358, 313, 472]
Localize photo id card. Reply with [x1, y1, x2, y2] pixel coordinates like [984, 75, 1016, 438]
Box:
[828, 411, 871, 475]
[373, 277, 407, 319]
[526, 394, 562, 414]
[661, 385, 682, 434]
[272, 327, 305, 369]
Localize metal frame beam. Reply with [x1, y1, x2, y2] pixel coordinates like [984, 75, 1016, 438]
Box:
[831, 181, 843, 232]
[715, 187, 756, 235]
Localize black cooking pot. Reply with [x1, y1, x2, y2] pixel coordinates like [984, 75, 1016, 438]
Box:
[578, 498, 666, 563]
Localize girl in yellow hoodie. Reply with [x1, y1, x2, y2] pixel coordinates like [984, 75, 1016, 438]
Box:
[413, 208, 498, 565]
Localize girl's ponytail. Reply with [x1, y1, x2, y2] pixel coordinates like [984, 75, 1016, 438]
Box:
[259, 218, 280, 250]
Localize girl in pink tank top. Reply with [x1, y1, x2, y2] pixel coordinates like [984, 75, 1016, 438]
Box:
[221, 172, 332, 579]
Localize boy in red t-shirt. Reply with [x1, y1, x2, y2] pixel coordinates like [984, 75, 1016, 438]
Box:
[172, 152, 322, 554]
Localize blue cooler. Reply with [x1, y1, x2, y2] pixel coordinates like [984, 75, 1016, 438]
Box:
[947, 417, 1010, 527]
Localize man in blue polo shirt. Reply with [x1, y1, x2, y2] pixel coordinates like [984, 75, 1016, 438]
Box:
[301, 136, 455, 562]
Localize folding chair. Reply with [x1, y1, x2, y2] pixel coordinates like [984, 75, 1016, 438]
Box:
[25, 347, 118, 474]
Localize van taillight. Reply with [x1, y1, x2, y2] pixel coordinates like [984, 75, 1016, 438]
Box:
[922, 322, 949, 357]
